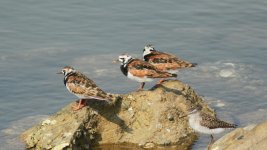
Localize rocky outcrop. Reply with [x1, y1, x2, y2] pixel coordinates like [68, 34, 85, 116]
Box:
[21, 80, 215, 149]
[210, 120, 267, 150]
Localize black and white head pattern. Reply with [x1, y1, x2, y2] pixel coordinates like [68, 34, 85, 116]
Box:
[143, 44, 156, 57]
[118, 54, 133, 67]
[61, 66, 76, 77]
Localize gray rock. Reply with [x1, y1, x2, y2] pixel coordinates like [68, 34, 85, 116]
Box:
[210, 120, 267, 150]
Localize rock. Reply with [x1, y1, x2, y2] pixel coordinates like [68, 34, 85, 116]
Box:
[210, 120, 267, 150]
[21, 80, 215, 149]
[143, 142, 155, 149]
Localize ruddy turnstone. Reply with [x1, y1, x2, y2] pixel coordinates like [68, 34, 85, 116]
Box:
[184, 105, 237, 144]
[143, 44, 197, 74]
[116, 54, 177, 91]
[57, 66, 113, 111]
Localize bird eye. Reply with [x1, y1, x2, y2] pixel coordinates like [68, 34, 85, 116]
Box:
[62, 70, 66, 74]
[143, 49, 145, 52]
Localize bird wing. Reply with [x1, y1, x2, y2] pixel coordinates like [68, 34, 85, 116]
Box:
[200, 113, 237, 129]
[128, 59, 174, 78]
[146, 51, 196, 70]
[66, 73, 109, 100]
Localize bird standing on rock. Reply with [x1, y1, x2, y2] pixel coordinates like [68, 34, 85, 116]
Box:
[115, 54, 177, 91]
[183, 105, 237, 146]
[57, 66, 113, 111]
[143, 44, 197, 74]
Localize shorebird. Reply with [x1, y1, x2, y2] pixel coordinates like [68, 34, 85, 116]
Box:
[115, 54, 177, 91]
[143, 44, 197, 74]
[184, 105, 237, 144]
[57, 66, 114, 111]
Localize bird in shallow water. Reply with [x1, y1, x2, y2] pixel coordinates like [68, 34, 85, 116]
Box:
[183, 105, 237, 146]
[143, 44, 197, 74]
[115, 54, 177, 91]
[57, 66, 113, 111]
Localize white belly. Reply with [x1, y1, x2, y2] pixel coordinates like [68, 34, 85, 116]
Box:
[127, 72, 154, 82]
[166, 69, 178, 74]
[189, 113, 225, 135]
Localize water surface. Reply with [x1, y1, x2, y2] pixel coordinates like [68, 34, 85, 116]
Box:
[0, 0, 267, 149]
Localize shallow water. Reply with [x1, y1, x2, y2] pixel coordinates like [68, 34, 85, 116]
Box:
[92, 143, 191, 150]
[0, 0, 267, 149]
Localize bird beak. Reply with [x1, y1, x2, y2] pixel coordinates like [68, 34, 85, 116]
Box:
[179, 114, 188, 118]
[112, 59, 120, 63]
[179, 111, 194, 118]
[56, 72, 63, 74]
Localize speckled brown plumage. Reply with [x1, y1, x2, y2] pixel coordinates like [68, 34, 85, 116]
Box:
[58, 66, 115, 110]
[127, 59, 177, 78]
[65, 71, 111, 100]
[144, 51, 196, 71]
[118, 54, 177, 91]
[200, 113, 237, 129]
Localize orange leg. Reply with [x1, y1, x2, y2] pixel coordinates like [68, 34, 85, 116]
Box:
[72, 99, 87, 111]
[136, 82, 145, 91]
[157, 79, 166, 85]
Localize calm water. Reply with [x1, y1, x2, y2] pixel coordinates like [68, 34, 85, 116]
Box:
[1, 0, 267, 149]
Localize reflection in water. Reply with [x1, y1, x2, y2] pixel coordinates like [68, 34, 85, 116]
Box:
[92, 143, 192, 150]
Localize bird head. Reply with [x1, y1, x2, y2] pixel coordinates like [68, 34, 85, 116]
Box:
[143, 44, 156, 57]
[180, 104, 202, 118]
[188, 104, 202, 115]
[117, 54, 133, 65]
[57, 66, 76, 76]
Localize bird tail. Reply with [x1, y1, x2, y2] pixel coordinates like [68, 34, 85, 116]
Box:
[221, 122, 238, 129]
[183, 62, 197, 68]
[171, 73, 177, 78]
[191, 63, 198, 67]
[230, 123, 238, 128]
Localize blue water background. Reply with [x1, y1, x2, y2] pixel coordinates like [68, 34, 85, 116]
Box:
[0, 0, 267, 149]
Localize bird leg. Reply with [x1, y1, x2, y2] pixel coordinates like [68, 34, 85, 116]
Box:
[72, 99, 87, 111]
[157, 79, 166, 85]
[136, 82, 145, 91]
[207, 134, 215, 150]
[210, 134, 215, 144]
